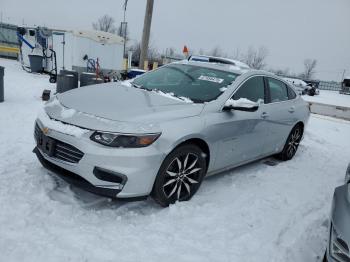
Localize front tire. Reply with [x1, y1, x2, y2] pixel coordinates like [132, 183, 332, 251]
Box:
[152, 144, 207, 207]
[276, 124, 303, 161]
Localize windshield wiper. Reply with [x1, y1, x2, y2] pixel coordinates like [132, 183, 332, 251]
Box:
[132, 82, 153, 92]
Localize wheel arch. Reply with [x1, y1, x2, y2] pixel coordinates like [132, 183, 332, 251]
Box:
[294, 120, 304, 130]
[171, 137, 211, 170]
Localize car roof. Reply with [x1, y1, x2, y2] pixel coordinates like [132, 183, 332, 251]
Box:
[174, 59, 279, 79]
[188, 55, 250, 69]
[175, 59, 249, 75]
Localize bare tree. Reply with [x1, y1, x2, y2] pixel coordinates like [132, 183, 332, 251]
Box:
[92, 15, 117, 33]
[230, 48, 242, 60]
[243, 46, 269, 70]
[117, 23, 130, 40]
[302, 59, 317, 79]
[128, 40, 160, 67]
[208, 46, 224, 57]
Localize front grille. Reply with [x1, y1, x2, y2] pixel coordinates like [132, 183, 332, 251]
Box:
[53, 141, 84, 163]
[35, 123, 84, 164]
[34, 123, 41, 141]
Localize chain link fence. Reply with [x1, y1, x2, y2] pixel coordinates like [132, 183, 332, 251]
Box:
[318, 81, 341, 91]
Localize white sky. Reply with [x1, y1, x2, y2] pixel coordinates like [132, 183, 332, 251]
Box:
[1, 0, 349, 81]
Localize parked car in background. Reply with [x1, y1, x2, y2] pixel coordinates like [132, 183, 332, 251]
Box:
[283, 77, 319, 96]
[33, 60, 310, 206]
[340, 77, 350, 95]
[324, 163, 350, 262]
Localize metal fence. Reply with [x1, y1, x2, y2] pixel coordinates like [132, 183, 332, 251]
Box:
[318, 81, 342, 91]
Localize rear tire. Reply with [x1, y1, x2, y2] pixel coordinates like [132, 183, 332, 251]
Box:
[151, 144, 207, 207]
[49, 76, 57, 83]
[308, 88, 315, 96]
[276, 124, 303, 161]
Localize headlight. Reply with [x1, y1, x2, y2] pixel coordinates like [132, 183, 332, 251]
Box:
[330, 224, 350, 262]
[90, 131, 161, 148]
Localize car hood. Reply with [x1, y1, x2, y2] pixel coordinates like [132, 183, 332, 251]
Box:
[44, 82, 203, 133]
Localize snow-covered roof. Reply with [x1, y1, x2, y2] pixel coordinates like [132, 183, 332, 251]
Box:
[189, 55, 250, 70]
[71, 30, 124, 45]
[283, 77, 307, 87]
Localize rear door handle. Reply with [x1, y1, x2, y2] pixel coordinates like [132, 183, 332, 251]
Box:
[261, 112, 269, 118]
[288, 106, 295, 113]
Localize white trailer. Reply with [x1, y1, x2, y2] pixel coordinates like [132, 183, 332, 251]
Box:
[19, 27, 125, 76]
[52, 30, 124, 73]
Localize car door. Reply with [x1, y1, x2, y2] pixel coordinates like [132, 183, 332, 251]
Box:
[260, 77, 297, 155]
[210, 76, 271, 170]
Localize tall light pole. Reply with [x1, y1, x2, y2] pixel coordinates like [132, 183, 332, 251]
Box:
[139, 0, 154, 70]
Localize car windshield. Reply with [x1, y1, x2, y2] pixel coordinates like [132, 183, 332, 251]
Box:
[132, 63, 239, 103]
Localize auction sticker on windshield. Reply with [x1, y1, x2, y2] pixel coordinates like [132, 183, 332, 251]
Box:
[198, 75, 224, 84]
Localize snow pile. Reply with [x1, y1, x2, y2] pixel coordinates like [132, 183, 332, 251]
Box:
[122, 79, 194, 103]
[37, 97, 88, 136]
[120, 79, 133, 87]
[45, 97, 77, 119]
[152, 89, 193, 103]
[283, 77, 308, 87]
[37, 107, 89, 137]
[60, 108, 77, 119]
[225, 98, 259, 108]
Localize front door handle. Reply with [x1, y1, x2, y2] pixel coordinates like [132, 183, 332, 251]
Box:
[261, 112, 269, 118]
[288, 106, 295, 113]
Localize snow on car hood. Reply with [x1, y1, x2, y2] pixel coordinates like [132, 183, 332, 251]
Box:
[44, 82, 204, 133]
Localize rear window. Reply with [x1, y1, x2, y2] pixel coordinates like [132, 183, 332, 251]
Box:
[287, 85, 297, 99]
[133, 64, 239, 103]
[267, 78, 289, 103]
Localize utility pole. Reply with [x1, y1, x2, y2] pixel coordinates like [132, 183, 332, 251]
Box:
[139, 0, 154, 70]
[122, 0, 128, 58]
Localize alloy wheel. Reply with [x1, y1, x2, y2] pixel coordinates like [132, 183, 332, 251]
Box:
[286, 127, 301, 158]
[162, 153, 202, 201]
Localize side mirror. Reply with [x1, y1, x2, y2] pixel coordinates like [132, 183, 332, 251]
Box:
[223, 98, 259, 112]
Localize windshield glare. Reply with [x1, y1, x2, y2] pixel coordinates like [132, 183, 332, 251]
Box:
[132, 64, 239, 103]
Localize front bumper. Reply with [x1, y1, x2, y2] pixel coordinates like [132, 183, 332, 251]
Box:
[33, 147, 124, 198]
[34, 119, 166, 199]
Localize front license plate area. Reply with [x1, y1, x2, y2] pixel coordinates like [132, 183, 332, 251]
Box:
[37, 133, 56, 157]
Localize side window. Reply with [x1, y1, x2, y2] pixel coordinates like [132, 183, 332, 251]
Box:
[267, 78, 289, 103]
[287, 85, 297, 99]
[233, 76, 265, 103]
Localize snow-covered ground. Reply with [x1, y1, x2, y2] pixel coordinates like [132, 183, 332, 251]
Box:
[303, 89, 350, 107]
[1, 58, 350, 262]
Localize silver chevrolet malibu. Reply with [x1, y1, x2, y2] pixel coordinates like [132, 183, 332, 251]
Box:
[33, 60, 310, 206]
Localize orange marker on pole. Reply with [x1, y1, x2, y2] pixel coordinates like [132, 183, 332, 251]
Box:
[183, 45, 189, 58]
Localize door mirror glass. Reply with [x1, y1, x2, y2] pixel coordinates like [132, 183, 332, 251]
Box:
[223, 98, 260, 112]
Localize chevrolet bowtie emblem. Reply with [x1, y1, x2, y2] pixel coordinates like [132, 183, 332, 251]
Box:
[42, 127, 49, 135]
